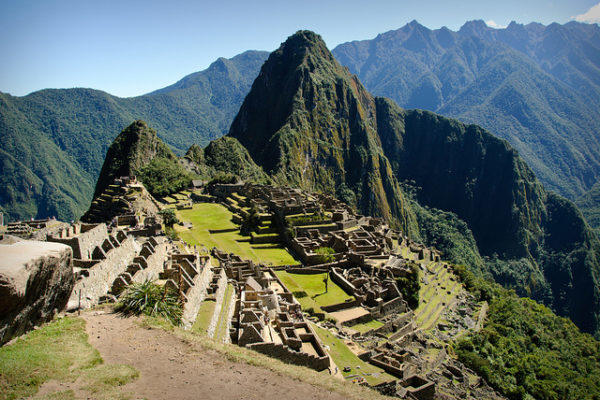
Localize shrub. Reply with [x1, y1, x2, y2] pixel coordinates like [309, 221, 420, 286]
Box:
[208, 172, 238, 185]
[159, 208, 179, 227]
[395, 261, 420, 309]
[116, 281, 183, 325]
[315, 246, 335, 264]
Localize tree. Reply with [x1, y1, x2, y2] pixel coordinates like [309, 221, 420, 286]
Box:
[159, 208, 179, 227]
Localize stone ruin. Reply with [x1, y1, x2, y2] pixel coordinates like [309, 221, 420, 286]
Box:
[212, 249, 330, 371]
[82, 176, 160, 224]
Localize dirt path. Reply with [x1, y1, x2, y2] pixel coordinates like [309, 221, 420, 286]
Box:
[82, 311, 347, 400]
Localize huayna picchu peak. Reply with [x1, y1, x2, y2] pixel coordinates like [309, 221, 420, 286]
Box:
[3, 16, 600, 400]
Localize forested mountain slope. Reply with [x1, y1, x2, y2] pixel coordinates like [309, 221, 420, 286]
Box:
[332, 20, 600, 201]
[0, 50, 268, 222]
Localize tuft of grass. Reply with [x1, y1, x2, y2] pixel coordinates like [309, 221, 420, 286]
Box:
[116, 281, 183, 326]
[83, 364, 139, 394]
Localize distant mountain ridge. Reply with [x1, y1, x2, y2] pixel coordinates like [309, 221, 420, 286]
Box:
[0, 50, 269, 222]
[332, 20, 600, 201]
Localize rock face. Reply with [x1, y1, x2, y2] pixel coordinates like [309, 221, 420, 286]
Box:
[0, 239, 74, 345]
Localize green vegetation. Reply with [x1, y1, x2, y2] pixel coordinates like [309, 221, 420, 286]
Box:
[275, 271, 352, 313]
[0, 317, 138, 400]
[576, 182, 600, 232]
[137, 157, 196, 198]
[208, 172, 238, 185]
[0, 51, 268, 222]
[116, 281, 183, 326]
[159, 208, 179, 227]
[414, 262, 463, 331]
[214, 284, 234, 342]
[395, 260, 420, 309]
[333, 21, 600, 201]
[240, 205, 261, 235]
[453, 264, 600, 400]
[175, 203, 296, 265]
[286, 213, 329, 226]
[349, 319, 384, 334]
[310, 323, 394, 385]
[314, 246, 335, 264]
[191, 300, 217, 335]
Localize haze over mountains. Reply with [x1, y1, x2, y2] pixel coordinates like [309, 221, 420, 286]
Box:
[333, 20, 600, 201]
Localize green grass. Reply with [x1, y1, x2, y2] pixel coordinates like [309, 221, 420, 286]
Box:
[275, 272, 353, 313]
[414, 262, 463, 331]
[349, 320, 384, 333]
[175, 203, 297, 265]
[191, 300, 217, 335]
[0, 317, 138, 400]
[310, 323, 394, 385]
[214, 285, 234, 342]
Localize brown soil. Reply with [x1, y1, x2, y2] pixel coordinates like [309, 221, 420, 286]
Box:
[81, 311, 348, 400]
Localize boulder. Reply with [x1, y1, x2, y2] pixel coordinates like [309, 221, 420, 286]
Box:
[0, 240, 73, 345]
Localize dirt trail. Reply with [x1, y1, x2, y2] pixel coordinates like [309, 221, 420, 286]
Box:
[82, 311, 347, 400]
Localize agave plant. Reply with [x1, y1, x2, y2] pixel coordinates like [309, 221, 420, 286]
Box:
[116, 280, 183, 325]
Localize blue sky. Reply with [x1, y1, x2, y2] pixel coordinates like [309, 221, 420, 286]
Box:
[1, 0, 599, 97]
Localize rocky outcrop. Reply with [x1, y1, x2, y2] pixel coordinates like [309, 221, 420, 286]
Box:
[0, 239, 74, 345]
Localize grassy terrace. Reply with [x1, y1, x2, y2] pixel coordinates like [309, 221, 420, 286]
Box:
[414, 262, 463, 331]
[214, 284, 234, 342]
[175, 203, 297, 266]
[275, 271, 353, 313]
[191, 299, 216, 335]
[310, 323, 394, 385]
[0, 317, 138, 400]
[348, 320, 384, 334]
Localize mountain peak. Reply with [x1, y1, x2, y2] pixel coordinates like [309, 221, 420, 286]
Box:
[91, 120, 176, 198]
[459, 19, 491, 35]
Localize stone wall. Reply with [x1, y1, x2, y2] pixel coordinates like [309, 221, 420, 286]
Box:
[181, 263, 214, 329]
[67, 236, 139, 309]
[0, 241, 74, 345]
[130, 239, 169, 284]
[48, 223, 108, 260]
[207, 268, 228, 338]
[330, 268, 357, 296]
[248, 341, 330, 371]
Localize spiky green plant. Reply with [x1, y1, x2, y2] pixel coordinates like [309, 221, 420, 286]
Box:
[116, 281, 183, 325]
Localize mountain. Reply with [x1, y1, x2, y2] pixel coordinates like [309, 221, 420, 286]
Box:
[229, 31, 415, 230]
[332, 20, 600, 202]
[576, 182, 600, 234]
[0, 50, 269, 222]
[227, 30, 600, 337]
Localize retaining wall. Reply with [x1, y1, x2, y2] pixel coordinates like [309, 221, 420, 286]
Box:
[68, 236, 139, 309]
[182, 262, 215, 329]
